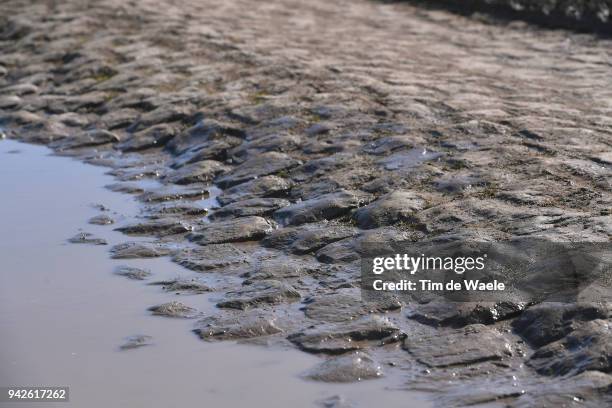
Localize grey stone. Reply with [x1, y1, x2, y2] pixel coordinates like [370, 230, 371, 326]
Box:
[514, 371, 612, 408]
[116, 124, 178, 152]
[305, 122, 333, 136]
[109, 165, 165, 182]
[110, 241, 173, 259]
[0, 95, 22, 109]
[114, 265, 151, 280]
[150, 279, 212, 294]
[88, 214, 115, 225]
[193, 310, 283, 341]
[138, 186, 209, 202]
[67, 232, 107, 245]
[316, 395, 353, 408]
[378, 147, 442, 171]
[100, 108, 141, 130]
[115, 219, 193, 237]
[173, 244, 250, 271]
[261, 222, 357, 254]
[119, 335, 153, 350]
[167, 119, 245, 154]
[315, 227, 415, 265]
[171, 137, 243, 167]
[362, 135, 414, 155]
[144, 202, 209, 218]
[105, 182, 146, 194]
[0, 82, 39, 96]
[290, 154, 355, 183]
[55, 112, 91, 128]
[274, 190, 371, 226]
[352, 190, 427, 229]
[163, 160, 229, 185]
[217, 280, 301, 310]
[303, 351, 383, 382]
[403, 324, 513, 368]
[53, 129, 119, 150]
[242, 256, 319, 282]
[210, 197, 290, 220]
[130, 104, 192, 132]
[528, 319, 612, 376]
[315, 238, 361, 264]
[216, 175, 293, 205]
[407, 301, 526, 328]
[289, 179, 341, 200]
[435, 174, 484, 193]
[303, 291, 401, 323]
[288, 316, 402, 354]
[228, 133, 302, 161]
[215, 152, 300, 188]
[187, 216, 274, 245]
[513, 303, 611, 348]
[2, 110, 45, 127]
[148, 301, 198, 318]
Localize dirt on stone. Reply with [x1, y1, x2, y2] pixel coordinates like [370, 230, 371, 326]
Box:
[1, 0, 612, 405]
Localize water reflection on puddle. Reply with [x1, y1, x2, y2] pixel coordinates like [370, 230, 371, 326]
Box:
[0, 139, 431, 408]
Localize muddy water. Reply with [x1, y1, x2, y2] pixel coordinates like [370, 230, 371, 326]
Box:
[0, 140, 431, 408]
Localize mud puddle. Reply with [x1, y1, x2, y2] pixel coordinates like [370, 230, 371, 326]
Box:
[0, 139, 431, 408]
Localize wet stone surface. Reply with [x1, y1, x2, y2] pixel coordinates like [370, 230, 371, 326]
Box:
[352, 190, 427, 229]
[303, 351, 383, 383]
[51, 129, 119, 151]
[316, 395, 353, 408]
[143, 203, 209, 218]
[119, 335, 153, 350]
[187, 216, 275, 245]
[138, 186, 209, 203]
[217, 280, 301, 310]
[116, 124, 177, 152]
[406, 301, 526, 328]
[193, 310, 285, 341]
[274, 190, 372, 226]
[216, 175, 293, 206]
[215, 152, 301, 188]
[68, 232, 107, 245]
[149, 278, 212, 294]
[261, 222, 358, 255]
[148, 301, 199, 318]
[303, 290, 402, 324]
[88, 214, 115, 225]
[528, 319, 611, 376]
[163, 160, 229, 185]
[110, 242, 173, 259]
[115, 219, 193, 237]
[114, 265, 152, 280]
[105, 183, 146, 194]
[210, 197, 290, 220]
[2, 0, 612, 403]
[172, 244, 251, 272]
[288, 316, 403, 355]
[403, 324, 513, 368]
